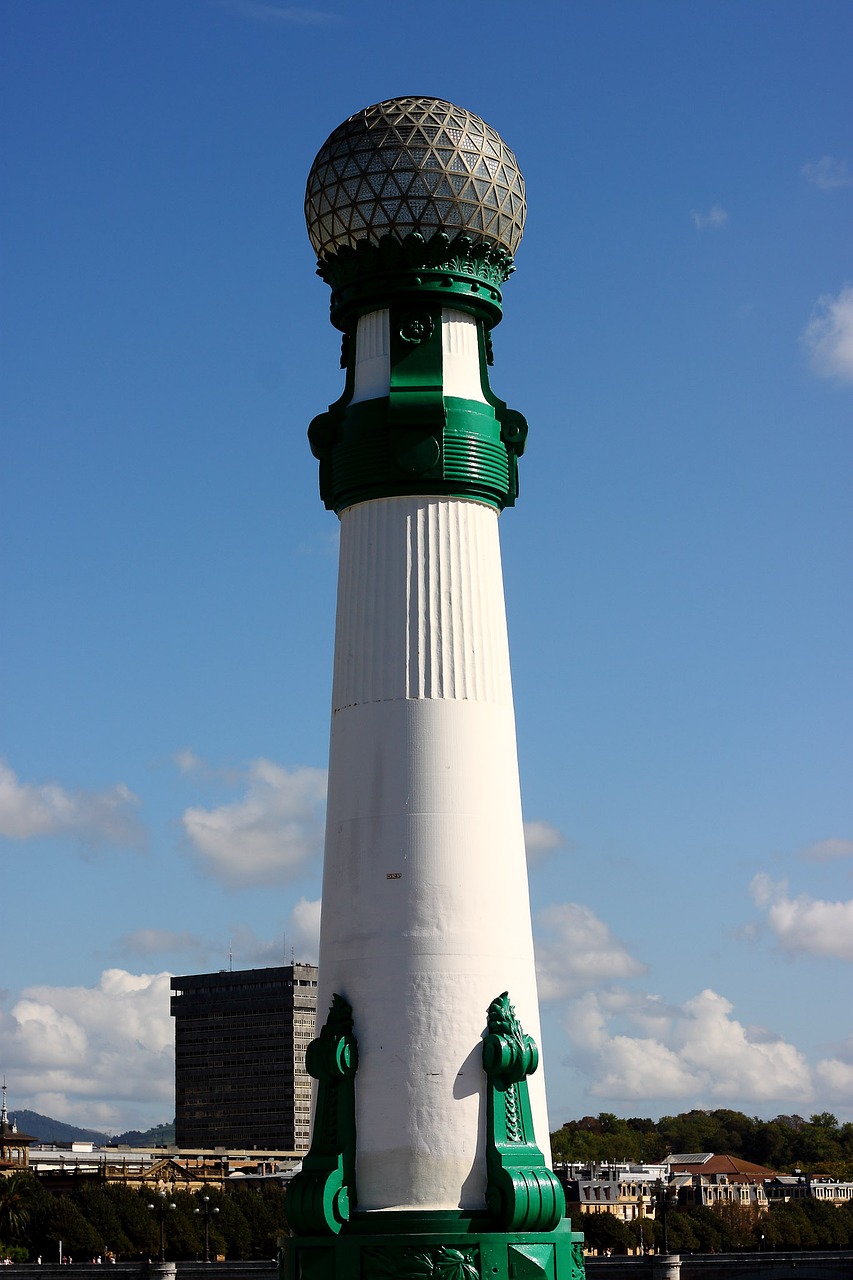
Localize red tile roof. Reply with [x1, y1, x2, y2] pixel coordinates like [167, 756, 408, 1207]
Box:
[669, 1153, 778, 1179]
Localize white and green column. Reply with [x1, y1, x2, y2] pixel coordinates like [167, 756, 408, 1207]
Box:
[284, 97, 584, 1280]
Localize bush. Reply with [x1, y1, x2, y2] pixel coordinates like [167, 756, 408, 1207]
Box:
[578, 1210, 632, 1254]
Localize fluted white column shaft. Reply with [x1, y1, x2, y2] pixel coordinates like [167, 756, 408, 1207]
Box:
[317, 495, 547, 1212]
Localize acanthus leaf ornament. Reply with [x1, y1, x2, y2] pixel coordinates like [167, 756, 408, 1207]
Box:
[482, 992, 566, 1233]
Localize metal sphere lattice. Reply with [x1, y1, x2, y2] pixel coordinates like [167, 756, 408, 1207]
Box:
[305, 97, 526, 260]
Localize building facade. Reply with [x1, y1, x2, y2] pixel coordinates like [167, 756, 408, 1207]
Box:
[0, 1085, 36, 1175]
[667, 1154, 774, 1213]
[170, 964, 317, 1151]
[564, 1165, 666, 1224]
[767, 1174, 853, 1206]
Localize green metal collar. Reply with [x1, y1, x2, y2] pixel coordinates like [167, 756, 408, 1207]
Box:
[317, 231, 515, 331]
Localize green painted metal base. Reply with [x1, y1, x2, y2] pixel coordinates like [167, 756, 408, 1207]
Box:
[282, 1211, 585, 1280]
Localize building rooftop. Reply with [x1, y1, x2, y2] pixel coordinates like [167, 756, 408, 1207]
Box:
[668, 1153, 778, 1179]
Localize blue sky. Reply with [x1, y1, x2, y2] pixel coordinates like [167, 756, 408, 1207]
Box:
[2, 0, 852, 1135]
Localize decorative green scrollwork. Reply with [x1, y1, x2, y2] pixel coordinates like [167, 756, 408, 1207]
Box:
[482, 993, 566, 1233]
[285, 994, 358, 1236]
[317, 231, 514, 299]
[317, 232, 511, 338]
[362, 1244, 480, 1280]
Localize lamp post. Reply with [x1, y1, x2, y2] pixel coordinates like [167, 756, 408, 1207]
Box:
[283, 94, 584, 1280]
[194, 1195, 219, 1263]
[636, 1195, 645, 1255]
[653, 1180, 674, 1254]
[147, 1190, 176, 1263]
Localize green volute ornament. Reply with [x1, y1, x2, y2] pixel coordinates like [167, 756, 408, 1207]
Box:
[284, 991, 585, 1280]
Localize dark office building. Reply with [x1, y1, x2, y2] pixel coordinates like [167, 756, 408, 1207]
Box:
[170, 964, 318, 1151]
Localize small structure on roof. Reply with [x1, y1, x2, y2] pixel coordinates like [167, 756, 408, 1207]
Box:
[0, 1083, 37, 1175]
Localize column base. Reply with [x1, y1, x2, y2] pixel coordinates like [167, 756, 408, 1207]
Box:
[283, 1211, 585, 1280]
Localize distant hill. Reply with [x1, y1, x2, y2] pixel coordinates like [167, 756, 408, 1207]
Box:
[11, 1111, 176, 1147]
[11, 1110, 108, 1145]
[112, 1121, 176, 1146]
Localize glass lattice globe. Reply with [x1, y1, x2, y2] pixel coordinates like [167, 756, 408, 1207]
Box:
[305, 97, 526, 261]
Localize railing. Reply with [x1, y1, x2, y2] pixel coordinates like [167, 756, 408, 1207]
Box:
[585, 1254, 853, 1280]
[5, 1254, 853, 1280]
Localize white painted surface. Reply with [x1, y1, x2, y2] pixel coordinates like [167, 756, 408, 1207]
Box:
[351, 309, 390, 404]
[317, 496, 549, 1212]
[441, 309, 487, 403]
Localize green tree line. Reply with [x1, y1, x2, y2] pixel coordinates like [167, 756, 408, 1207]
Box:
[3, 1162, 853, 1261]
[578, 1197, 853, 1255]
[0, 1175, 287, 1264]
[550, 1109, 853, 1178]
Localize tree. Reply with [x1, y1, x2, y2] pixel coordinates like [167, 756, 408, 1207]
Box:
[230, 1185, 288, 1259]
[765, 1202, 817, 1251]
[753, 1117, 796, 1170]
[162, 1192, 203, 1260]
[550, 1107, 853, 1179]
[625, 1216, 650, 1255]
[800, 1198, 852, 1249]
[686, 1206, 725, 1253]
[114, 1187, 160, 1258]
[72, 1186, 133, 1259]
[626, 1119, 666, 1163]
[0, 1173, 37, 1244]
[662, 1211, 700, 1254]
[33, 1194, 101, 1261]
[714, 1203, 761, 1251]
[578, 1211, 631, 1255]
[208, 1191, 251, 1259]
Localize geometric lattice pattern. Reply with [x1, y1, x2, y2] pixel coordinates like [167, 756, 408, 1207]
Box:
[305, 97, 526, 260]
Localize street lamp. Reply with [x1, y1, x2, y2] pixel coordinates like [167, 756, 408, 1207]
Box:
[147, 1190, 177, 1263]
[194, 1195, 219, 1263]
[653, 1180, 674, 1254]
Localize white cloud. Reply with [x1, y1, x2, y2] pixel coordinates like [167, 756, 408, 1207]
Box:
[217, 902, 322, 969]
[0, 970, 173, 1131]
[815, 1056, 853, 1099]
[677, 989, 812, 1099]
[181, 758, 327, 887]
[801, 283, 853, 383]
[751, 873, 853, 960]
[690, 204, 728, 230]
[535, 901, 646, 1001]
[802, 837, 853, 862]
[815, 1037, 853, 1105]
[117, 899, 321, 972]
[595, 1039, 702, 1099]
[0, 759, 144, 849]
[535, 894, 825, 1110]
[524, 819, 567, 863]
[290, 897, 322, 962]
[801, 156, 851, 191]
[172, 749, 241, 784]
[173, 748, 204, 774]
[564, 986, 812, 1105]
[118, 929, 206, 957]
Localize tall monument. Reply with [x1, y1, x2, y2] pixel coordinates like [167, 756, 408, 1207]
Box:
[284, 97, 584, 1280]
